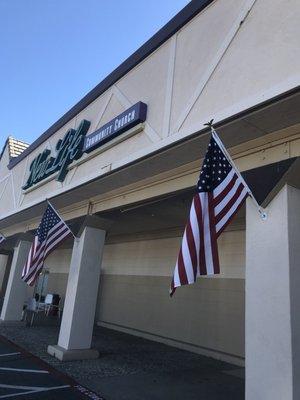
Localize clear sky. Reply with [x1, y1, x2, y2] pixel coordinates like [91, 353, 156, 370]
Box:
[0, 0, 189, 151]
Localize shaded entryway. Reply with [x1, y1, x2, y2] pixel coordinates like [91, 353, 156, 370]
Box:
[0, 324, 244, 400]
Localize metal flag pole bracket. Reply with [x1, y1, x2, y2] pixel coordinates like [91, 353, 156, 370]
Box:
[204, 121, 267, 221]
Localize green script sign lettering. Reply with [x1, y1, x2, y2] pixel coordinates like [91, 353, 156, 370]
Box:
[22, 102, 147, 190]
[22, 119, 90, 190]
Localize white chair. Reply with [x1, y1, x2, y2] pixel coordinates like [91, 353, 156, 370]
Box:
[44, 294, 62, 318]
[39, 294, 53, 314]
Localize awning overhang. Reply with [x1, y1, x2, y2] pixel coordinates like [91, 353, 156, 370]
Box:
[1, 87, 300, 232]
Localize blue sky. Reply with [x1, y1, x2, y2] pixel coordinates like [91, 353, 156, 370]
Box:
[0, 0, 189, 150]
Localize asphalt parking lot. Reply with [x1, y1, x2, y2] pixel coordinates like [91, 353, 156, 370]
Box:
[0, 335, 103, 399]
[0, 324, 245, 400]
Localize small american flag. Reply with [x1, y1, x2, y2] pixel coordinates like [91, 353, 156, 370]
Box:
[22, 203, 72, 286]
[170, 132, 249, 295]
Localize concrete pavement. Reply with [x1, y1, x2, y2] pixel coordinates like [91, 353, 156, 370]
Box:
[0, 334, 104, 399]
[0, 324, 244, 399]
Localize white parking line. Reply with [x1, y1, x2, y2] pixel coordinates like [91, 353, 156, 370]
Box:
[0, 384, 48, 391]
[0, 367, 49, 374]
[0, 353, 20, 357]
[0, 384, 70, 399]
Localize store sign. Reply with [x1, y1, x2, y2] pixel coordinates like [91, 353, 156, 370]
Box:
[83, 101, 147, 153]
[22, 102, 147, 190]
[22, 120, 91, 190]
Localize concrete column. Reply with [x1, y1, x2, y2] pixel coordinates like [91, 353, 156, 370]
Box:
[0, 253, 12, 311]
[246, 184, 300, 400]
[48, 216, 111, 361]
[0, 254, 9, 294]
[0, 238, 32, 322]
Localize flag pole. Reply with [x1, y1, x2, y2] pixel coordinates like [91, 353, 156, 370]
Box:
[46, 199, 77, 238]
[205, 121, 267, 220]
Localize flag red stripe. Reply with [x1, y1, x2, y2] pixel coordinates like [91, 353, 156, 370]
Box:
[43, 228, 71, 260]
[185, 220, 198, 280]
[27, 230, 72, 286]
[193, 194, 207, 275]
[208, 192, 220, 274]
[213, 174, 238, 206]
[25, 229, 71, 286]
[23, 224, 68, 284]
[25, 223, 64, 279]
[170, 133, 249, 295]
[30, 223, 64, 265]
[216, 192, 248, 238]
[215, 183, 244, 225]
[22, 204, 72, 286]
[177, 248, 188, 286]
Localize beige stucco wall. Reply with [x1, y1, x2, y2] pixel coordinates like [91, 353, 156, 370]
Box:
[101, 230, 245, 279]
[1, 0, 299, 232]
[96, 230, 245, 363]
[40, 229, 245, 363]
[46, 249, 72, 304]
[32, 249, 72, 304]
[45, 249, 72, 274]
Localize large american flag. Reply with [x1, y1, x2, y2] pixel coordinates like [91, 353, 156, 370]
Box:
[22, 203, 72, 286]
[170, 133, 249, 295]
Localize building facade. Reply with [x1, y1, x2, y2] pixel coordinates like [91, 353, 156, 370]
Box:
[1, 0, 300, 398]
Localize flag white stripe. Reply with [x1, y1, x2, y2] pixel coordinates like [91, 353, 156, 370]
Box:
[213, 169, 235, 198]
[24, 224, 68, 282]
[214, 176, 244, 216]
[189, 200, 200, 267]
[27, 263, 44, 286]
[43, 227, 70, 258]
[22, 248, 31, 277]
[195, 193, 204, 278]
[216, 187, 248, 233]
[22, 237, 38, 278]
[22, 204, 72, 286]
[47, 201, 74, 237]
[170, 133, 249, 295]
[24, 241, 47, 281]
[27, 236, 38, 270]
[28, 224, 66, 270]
[173, 263, 180, 287]
[26, 225, 70, 284]
[200, 193, 214, 275]
[181, 231, 195, 284]
[47, 222, 66, 237]
[26, 234, 49, 274]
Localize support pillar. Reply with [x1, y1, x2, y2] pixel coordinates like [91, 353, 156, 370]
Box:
[246, 185, 300, 400]
[48, 216, 111, 361]
[0, 254, 9, 294]
[0, 237, 32, 322]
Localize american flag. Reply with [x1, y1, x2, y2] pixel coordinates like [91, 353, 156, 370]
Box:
[170, 133, 249, 295]
[22, 203, 72, 286]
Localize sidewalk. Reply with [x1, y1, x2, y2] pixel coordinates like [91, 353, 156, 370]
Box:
[0, 324, 244, 400]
